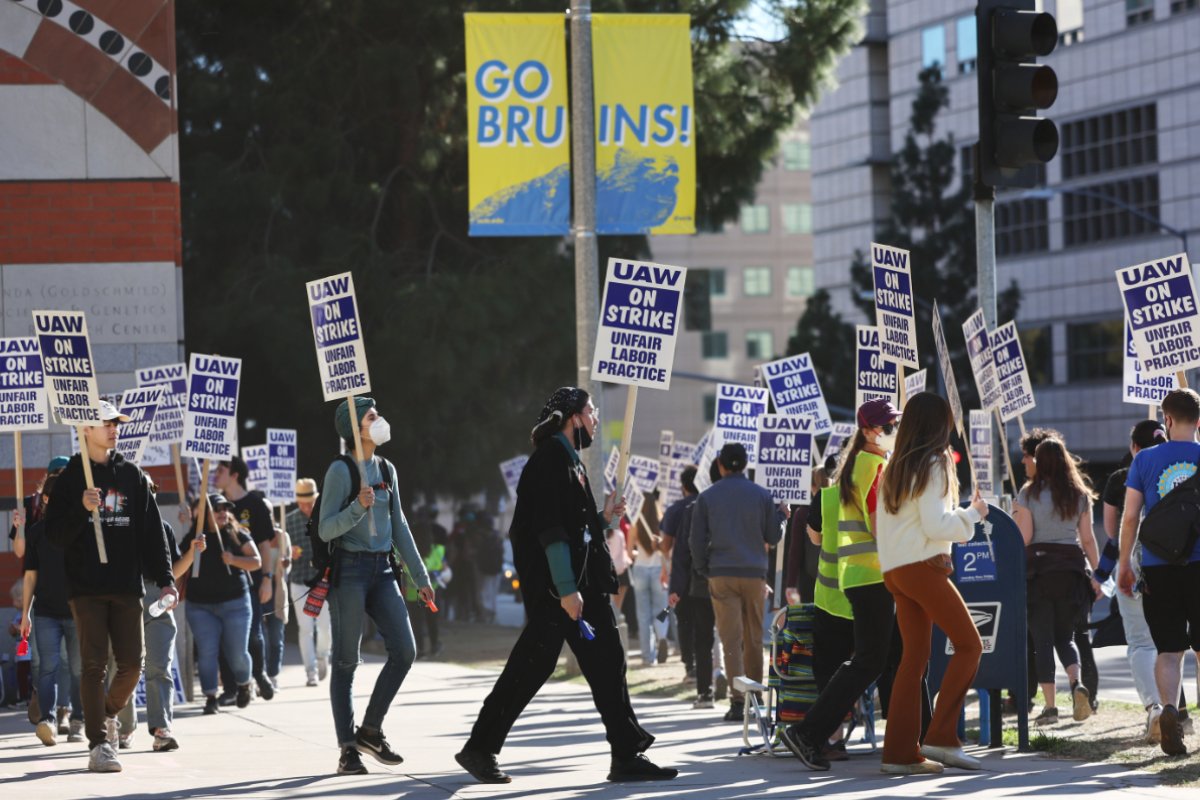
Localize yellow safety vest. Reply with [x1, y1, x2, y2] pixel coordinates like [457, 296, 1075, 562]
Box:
[813, 485, 853, 620]
[837, 450, 887, 590]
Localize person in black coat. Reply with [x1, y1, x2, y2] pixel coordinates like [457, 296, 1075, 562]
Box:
[456, 387, 677, 785]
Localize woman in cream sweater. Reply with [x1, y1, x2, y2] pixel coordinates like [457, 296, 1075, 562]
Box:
[876, 392, 988, 775]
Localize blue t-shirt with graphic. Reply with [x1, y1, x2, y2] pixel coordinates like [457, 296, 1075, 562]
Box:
[1126, 440, 1200, 566]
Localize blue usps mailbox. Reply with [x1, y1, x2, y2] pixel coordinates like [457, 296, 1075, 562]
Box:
[929, 504, 1030, 751]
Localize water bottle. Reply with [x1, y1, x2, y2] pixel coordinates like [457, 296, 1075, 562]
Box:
[1100, 575, 1116, 598]
[16, 635, 30, 660]
[147, 592, 178, 618]
[304, 572, 330, 618]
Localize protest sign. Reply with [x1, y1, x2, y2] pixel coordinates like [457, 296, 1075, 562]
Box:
[33, 311, 107, 561]
[662, 438, 694, 507]
[962, 310, 1001, 411]
[855, 325, 898, 410]
[181, 354, 241, 462]
[604, 445, 620, 494]
[714, 383, 770, 466]
[266, 429, 298, 506]
[904, 369, 928, 403]
[755, 414, 814, 505]
[1123, 319, 1177, 407]
[991, 322, 1036, 423]
[626, 454, 659, 494]
[658, 430, 674, 492]
[592, 259, 686, 390]
[969, 410, 995, 500]
[307, 272, 371, 401]
[1116, 253, 1200, 379]
[823, 422, 856, 465]
[761, 353, 832, 433]
[136, 362, 189, 498]
[114, 385, 166, 467]
[931, 302, 965, 436]
[500, 455, 528, 498]
[0, 336, 48, 542]
[871, 243, 918, 368]
[242, 444, 270, 491]
[694, 428, 716, 492]
[622, 478, 645, 526]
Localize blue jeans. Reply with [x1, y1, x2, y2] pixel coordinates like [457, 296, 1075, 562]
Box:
[1117, 588, 1160, 708]
[630, 563, 668, 664]
[263, 599, 285, 678]
[143, 581, 178, 732]
[32, 612, 82, 723]
[328, 551, 416, 747]
[186, 594, 253, 696]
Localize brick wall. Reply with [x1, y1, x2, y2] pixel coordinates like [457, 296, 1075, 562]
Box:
[0, 180, 181, 266]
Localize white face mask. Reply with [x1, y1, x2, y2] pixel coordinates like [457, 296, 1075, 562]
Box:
[368, 416, 391, 447]
[877, 431, 898, 452]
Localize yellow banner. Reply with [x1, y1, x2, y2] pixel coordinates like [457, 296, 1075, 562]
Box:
[465, 13, 570, 236]
[592, 14, 695, 235]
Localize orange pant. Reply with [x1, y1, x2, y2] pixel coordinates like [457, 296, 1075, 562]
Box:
[882, 560, 982, 764]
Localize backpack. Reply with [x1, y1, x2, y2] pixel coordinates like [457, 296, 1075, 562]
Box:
[305, 454, 396, 586]
[1139, 470, 1200, 566]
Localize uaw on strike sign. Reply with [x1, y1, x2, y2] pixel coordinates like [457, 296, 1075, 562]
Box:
[592, 259, 686, 390]
[307, 272, 371, 401]
[1117, 253, 1200, 377]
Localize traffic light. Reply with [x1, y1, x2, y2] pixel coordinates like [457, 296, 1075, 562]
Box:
[975, 0, 1059, 189]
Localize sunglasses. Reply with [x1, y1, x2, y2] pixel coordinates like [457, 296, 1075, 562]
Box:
[879, 423, 896, 436]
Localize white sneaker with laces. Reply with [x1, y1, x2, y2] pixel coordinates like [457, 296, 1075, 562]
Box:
[119, 730, 134, 750]
[152, 727, 179, 752]
[36, 719, 57, 746]
[68, 719, 83, 743]
[88, 743, 122, 773]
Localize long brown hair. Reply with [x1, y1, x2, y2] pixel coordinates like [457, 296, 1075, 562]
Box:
[880, 392, 958, 514]
[1026, 438, 1095, 520]
[835, 428, 871, 506]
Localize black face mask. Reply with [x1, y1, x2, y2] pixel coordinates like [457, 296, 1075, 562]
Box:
[574, 422, 593, 450]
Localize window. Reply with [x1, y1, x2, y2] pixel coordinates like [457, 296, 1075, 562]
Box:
[1057, 0, 1085, 44]
[709, 267, 727, 298]
[786, 266, 815, 298]
[1172, 0, 1199, 13]
[956, 16, 977, 74]
[1060, 104, 1157, 180]
[781, 204, 812, 234]
[1127, 0, 1154, 26]
[1019, 326, 1054, 386]
[782, 135, 811, 171]
[703, 394, 716, 423]
[996, 199, 1049, 257]
[740, 204, 770, 234]
[1063, 174, 1161, 247]
[743, 267, 772, 297]
[921, 25, 945, 69]
[1067, 320, 1122, 381]
[701, 331, 728, 360]
[746, 331, 775, 361]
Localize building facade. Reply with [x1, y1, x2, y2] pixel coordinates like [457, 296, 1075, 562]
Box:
[811, 0, 1199, 464]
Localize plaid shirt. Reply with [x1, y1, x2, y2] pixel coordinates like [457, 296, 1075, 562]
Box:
[286, 506, 318, 586]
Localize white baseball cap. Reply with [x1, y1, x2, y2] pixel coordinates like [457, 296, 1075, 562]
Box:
[99, 400, 131, 423]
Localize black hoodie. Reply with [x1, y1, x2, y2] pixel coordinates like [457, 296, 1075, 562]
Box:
[45, 450, 174, 599]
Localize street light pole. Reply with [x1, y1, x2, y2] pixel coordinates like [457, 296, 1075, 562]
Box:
[569, 0, 603, 486]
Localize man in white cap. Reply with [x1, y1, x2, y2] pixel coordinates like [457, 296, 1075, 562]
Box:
[287, 477, 331, 686]
[46, 400, 176, 774]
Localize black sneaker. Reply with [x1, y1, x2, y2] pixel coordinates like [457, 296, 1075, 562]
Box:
[455, 748, 512, 784]
[203, 696, 220, 715]
[356, 728, 404, 766]
[337, 746, 368, 775]
[256, 675, 275, 701]
[1160, 705, 1188, 756]
[236, 683, 252, 709]
[607, 753, 678, 782]
[780, 726, 830, 771]
[723, 702, 744, 722]
[217, 692, 237, 707]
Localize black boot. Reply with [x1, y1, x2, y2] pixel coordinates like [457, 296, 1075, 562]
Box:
[607, 754, 678, 782]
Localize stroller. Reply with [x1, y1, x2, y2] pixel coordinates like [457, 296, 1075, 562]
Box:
[736, 603, 877, 756]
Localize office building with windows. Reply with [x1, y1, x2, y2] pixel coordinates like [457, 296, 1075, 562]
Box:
[810, 0, 1199, 464]
[601, 120, 814, 457]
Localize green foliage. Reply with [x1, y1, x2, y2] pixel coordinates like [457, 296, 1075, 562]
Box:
[176, 0, 863, 499]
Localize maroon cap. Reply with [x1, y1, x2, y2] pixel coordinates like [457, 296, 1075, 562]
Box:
[857, 398, 901, 428]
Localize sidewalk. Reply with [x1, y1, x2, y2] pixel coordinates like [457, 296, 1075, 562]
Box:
[0, 646, 1188, 799]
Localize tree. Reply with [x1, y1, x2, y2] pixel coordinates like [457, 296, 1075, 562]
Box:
[785, 289, 856, 414]
[789, 66, 1020, 413]
[175, 0, 864, 501]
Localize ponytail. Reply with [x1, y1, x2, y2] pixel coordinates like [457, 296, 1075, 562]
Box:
[835, 428, 870, 507]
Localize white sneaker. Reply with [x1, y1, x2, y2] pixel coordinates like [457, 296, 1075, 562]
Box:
[68, 719, 83, 743]
[318, 656, 329, 681]
[881, 760, 944, 774]
[119, 730, 134, 750]
[104, 716, 119, 746]
[88, 743, 122, 773]
[152, 727, 179, 752]
[921, 744, 982, 770]
[306, 675, 319, 687]
[36, 719, 57, 747]
[1147, 704, 1164, 744]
